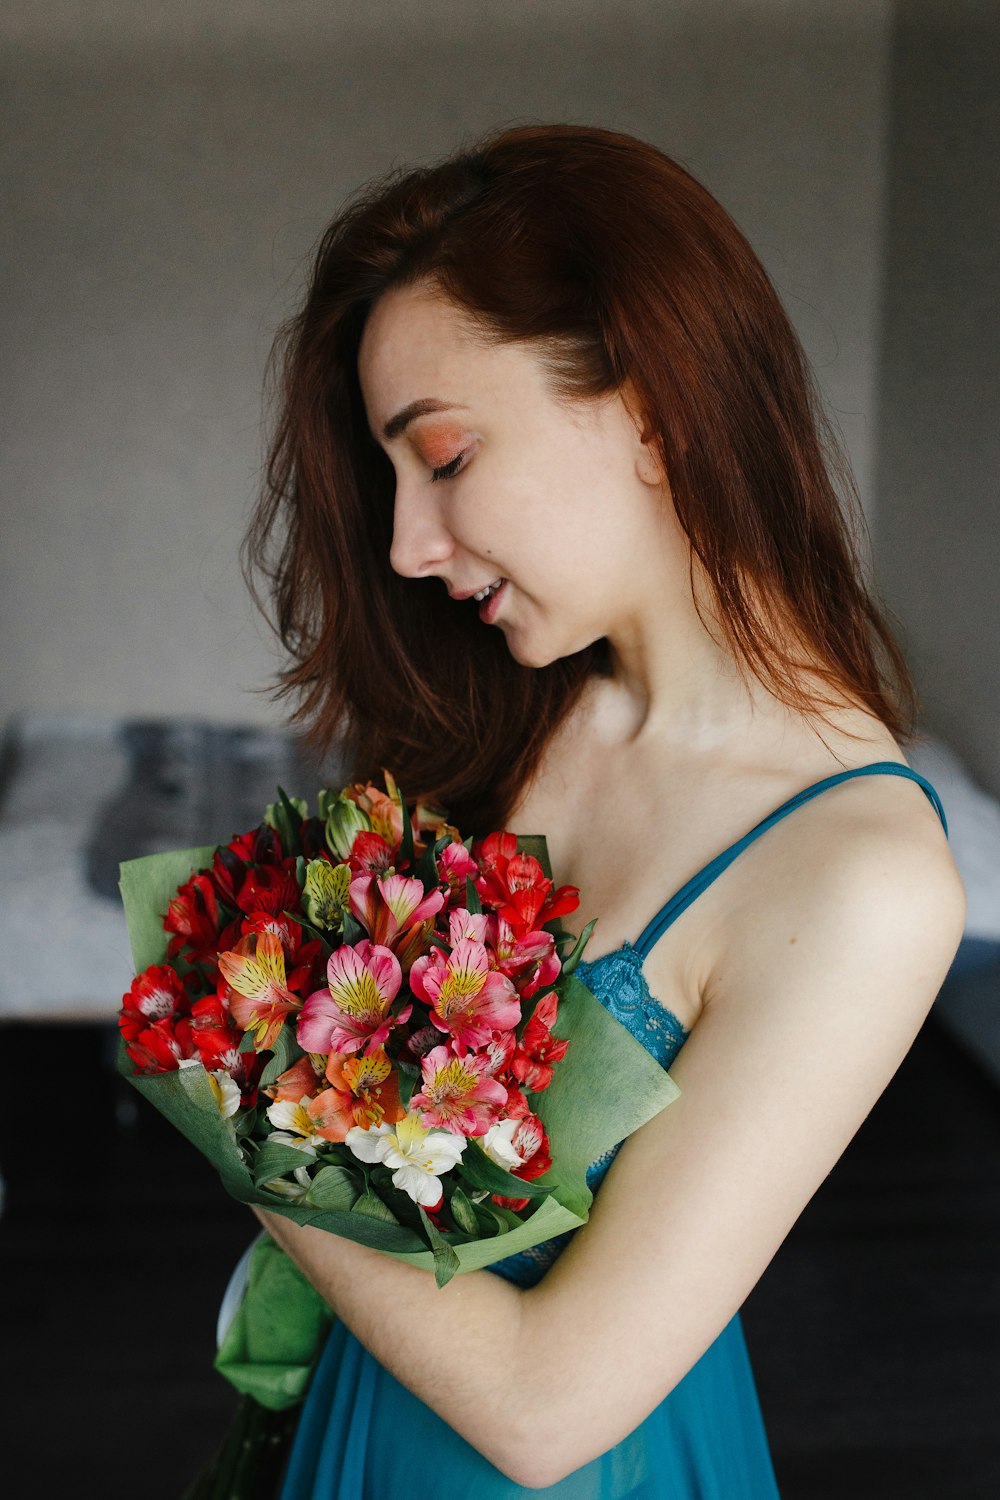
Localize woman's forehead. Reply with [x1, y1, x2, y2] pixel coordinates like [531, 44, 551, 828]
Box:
[360, 284, 476, 375]
[358, 285, 542, 432]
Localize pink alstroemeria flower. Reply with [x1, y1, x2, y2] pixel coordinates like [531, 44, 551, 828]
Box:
[297, 940, 411, 1056]
[492, 915, 561, 1000]
[409, 936, 521, 1054]
[349, 872, 445, 948]
[411, 1045, 508, 1137]
[446, 907, 490, 946]
[437, 841, 479, 909]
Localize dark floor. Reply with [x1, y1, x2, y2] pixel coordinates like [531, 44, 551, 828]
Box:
[1, 1011, 998, 1499]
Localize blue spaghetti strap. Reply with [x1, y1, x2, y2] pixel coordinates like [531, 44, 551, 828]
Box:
[634, 760, 948, 960]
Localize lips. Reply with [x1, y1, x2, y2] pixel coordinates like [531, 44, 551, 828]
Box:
[478, 578, 508, 623]
[449, 577, 505, 601]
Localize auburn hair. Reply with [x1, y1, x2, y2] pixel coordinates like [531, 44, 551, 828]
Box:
[246, 122, 918, 831]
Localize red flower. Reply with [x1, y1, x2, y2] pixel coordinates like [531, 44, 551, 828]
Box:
[119, 965, 187, 1041]
[510, 991, 569, 1092]
[235, 863, 300, 919]
[491, 1112, 552, 1211]
[501, 1083, 532, 1120]
[510, 1113, 552, 1180]
[122, 1015, 196, 1074]
[437, 841, 479, 909]
[189, 992, 242, 1067]
[164, 873, 222, 964]
[210, 825, 285, 907]
[347, 831, 397, 876]
[491, 917, 562, 1000]
[473, 833, 579, 939]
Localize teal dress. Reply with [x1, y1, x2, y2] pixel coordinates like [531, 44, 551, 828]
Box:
[279, 762, 948, 1498]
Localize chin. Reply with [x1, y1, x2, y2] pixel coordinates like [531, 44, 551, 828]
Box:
[502, 625, 587, 672]
[504, 639, 547, 669]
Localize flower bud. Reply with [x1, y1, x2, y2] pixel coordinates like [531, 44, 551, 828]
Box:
[325, 794, 373, 860]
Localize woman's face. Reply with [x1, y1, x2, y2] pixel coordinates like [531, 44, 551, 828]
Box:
[357, 280, 672, 669]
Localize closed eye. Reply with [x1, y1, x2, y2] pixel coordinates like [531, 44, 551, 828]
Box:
[431, 452, 466, 482]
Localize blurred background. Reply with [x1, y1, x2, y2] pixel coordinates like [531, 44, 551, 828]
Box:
[1, 2, 997, 1496]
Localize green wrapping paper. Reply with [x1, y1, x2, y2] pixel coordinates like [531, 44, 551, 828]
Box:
[117, 838, 682, 1406]
[214, 1236, 332, 1408]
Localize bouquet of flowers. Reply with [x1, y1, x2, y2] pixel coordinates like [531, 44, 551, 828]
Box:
[116, 771, 681, 1474]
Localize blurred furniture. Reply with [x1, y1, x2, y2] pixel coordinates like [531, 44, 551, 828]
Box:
[0, 712, 338, 1021]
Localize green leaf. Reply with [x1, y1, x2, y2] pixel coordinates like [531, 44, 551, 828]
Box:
[233, 1105, 258, 1139]
[449, 1187, 481, 1235]
[342, 911, 366, 946]
[486, 1200, 528, 1230]
[397, 1068, 416, 1110]
[305, 1165, 361, 1212]
[472, 1201, 509, 1236]
[351, 1191, 400, 1225]
[415, 832, 448, 892]
[457, 1140, 548, 1199]
[259, 1023, 302, 1090]
[558, 917, 599, 977]
[395, 782, 415, 869]
[418, 1207, 462, 1288]
[253, 1142, 316, 1187]
[264, 785, 310, 857]
[464, 875, 482, 915]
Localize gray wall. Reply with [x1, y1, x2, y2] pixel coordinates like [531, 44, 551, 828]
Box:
[3, 2, 891, 727]
[875, 0, 1000, 796]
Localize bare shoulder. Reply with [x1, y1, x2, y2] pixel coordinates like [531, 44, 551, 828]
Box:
[708, 767, 967, 1038]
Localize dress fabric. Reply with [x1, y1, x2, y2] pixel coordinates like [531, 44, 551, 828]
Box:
[279, 761, 947, 1499]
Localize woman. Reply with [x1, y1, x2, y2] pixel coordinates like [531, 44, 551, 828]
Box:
[245, 124, 964, 1496]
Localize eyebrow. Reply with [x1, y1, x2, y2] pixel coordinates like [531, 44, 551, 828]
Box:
[381, 398, 467, 442]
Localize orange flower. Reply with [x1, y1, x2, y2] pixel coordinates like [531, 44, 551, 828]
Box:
[218, 930, 301, 1051]
[326, 1047, 405, 1131]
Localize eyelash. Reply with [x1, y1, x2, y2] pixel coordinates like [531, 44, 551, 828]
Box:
[430, 453, 466, 482]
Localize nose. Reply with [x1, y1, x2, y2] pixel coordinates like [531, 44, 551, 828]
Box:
[388, 480, 455, 581]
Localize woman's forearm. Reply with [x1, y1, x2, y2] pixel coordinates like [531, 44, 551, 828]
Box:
[252, 1206, 545, 1484]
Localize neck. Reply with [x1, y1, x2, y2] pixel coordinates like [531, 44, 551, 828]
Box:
[592, 548, 767, 752]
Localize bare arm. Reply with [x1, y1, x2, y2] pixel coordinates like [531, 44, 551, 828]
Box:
[256, 820, 965, 1488]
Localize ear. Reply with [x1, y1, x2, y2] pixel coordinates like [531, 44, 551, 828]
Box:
[620, 378, 669, 488]
[636, 435, 669, 488]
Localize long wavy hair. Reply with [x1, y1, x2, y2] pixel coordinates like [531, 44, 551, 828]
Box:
[246, 122, 917, 830]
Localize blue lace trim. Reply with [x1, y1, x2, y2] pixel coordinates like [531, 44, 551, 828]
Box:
[576, 941, 689, 1068]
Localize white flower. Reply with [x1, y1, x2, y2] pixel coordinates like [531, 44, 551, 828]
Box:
[265, 1097, 322, 1145]
[208, 1070, 242, 1119]
[261, 1164, 313, 1200]
[481, 1118, 527, 1171]
[345, 1111, 466, 1207]
[266, 1129, 318, 1157]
